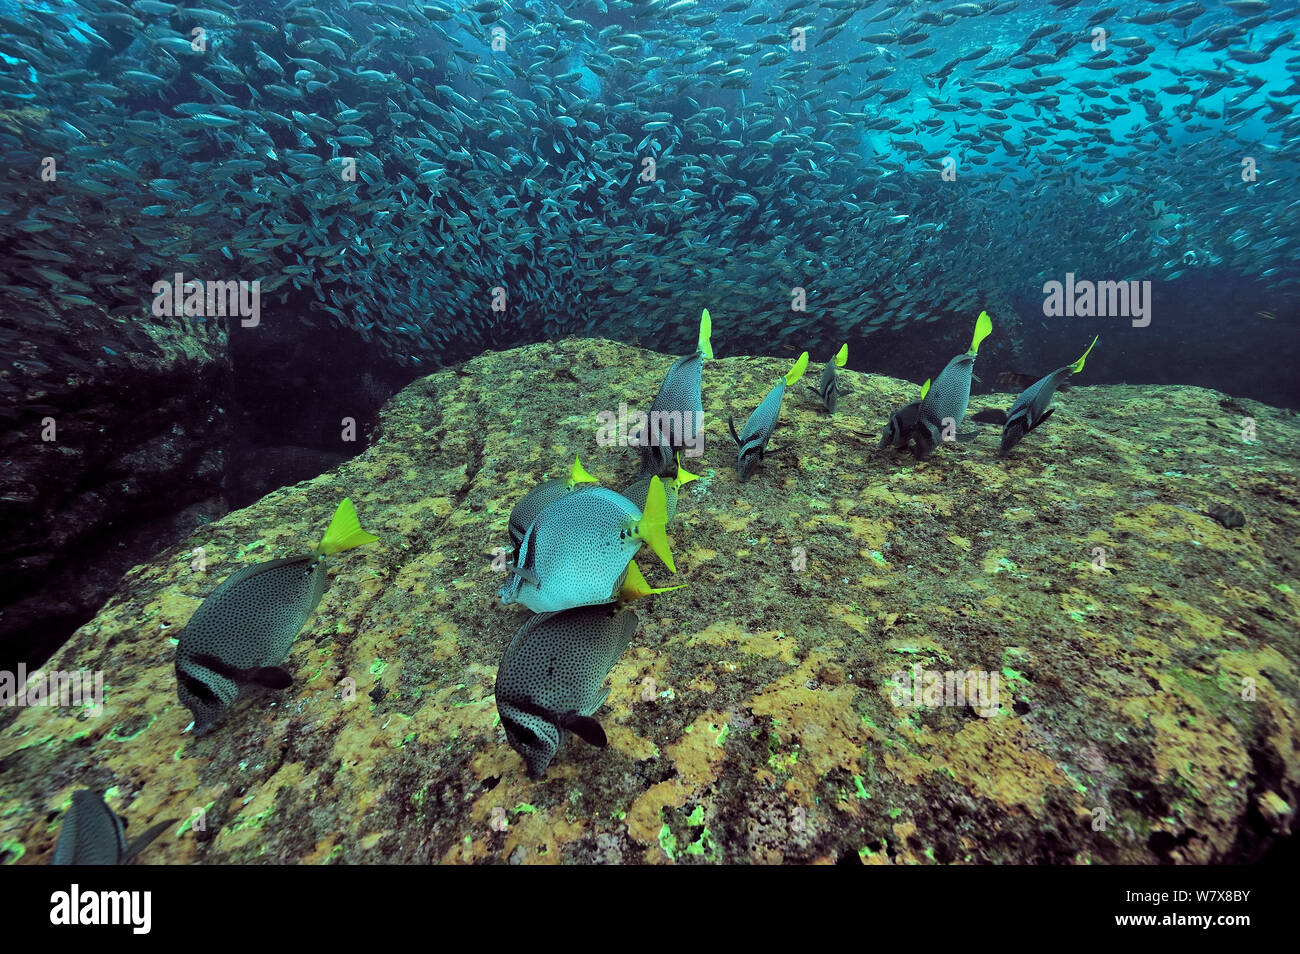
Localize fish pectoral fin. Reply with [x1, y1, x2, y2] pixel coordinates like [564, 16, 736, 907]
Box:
[955, 430, 980, 442]
[559, 711, 607, 748]
[506, 562, 540, 585]
[1027, 407, 1057, 432]
[727, 415, 743, 447]
[124, 818, 178, 862]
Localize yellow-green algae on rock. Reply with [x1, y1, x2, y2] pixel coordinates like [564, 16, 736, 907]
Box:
[1, 338, 1297, 864]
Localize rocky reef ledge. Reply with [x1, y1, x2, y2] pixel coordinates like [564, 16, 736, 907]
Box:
[2, 338, 1297, 864]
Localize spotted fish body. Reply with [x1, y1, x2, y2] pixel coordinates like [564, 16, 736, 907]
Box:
[495, 604, 640, 778]
[919, 353, 976, 440]
[175, 498, 378, 735]
[176, 556, 326, 734]
[52, 790, 172, 865]
[499, 482, 674, 613]
[508, 456, 598, 557]
[622, 475, 680, 522]
[999, 336, 1097, 457]
[730, 352, 808, 482]
[648, 351, 703, 440]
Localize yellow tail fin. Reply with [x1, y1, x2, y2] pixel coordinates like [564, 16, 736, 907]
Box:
[834, 343, 848, 367]
[1070, 335, 1098, 374]
[919, 378, 931, 400]
[318, 498, 379, 555]
[636, 476, 676, 573]
[620, 559, 689, 602]
[785, 351, 809, 386]
[674, 453, 699, 489]
[698, 308, 714, 360]
[968, 310, 992, 355]
[568, 454, 598, 488]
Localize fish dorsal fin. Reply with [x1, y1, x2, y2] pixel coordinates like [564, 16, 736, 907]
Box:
[834, 343, 848, 367]
[1070, 335, 1098, 374]
[674, 453, 700, 489]
[785, 351, 809, 385]
[568, 454, 598, 488]
[317, 498, 379, 555]
[620, 558, 689, 601]
[968, 310, 992, 355]
[698, 308, 714, 360]
[919, 378, 931, 400]
[635, 476, 676, 573]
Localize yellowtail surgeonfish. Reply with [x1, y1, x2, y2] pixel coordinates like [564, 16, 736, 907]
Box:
[175, 498, 379, 735]
[728, 351, 808, 482]
[495, 603, 641, 778]
[499, 478, 675, 613]
[811, 343, 848, 412]
[621, 453, 699, 522]
[913, 310, 993, 458]
[998, 336, 1097, 457]
[51, 790, 176, 865]
[638, 308, 714, 478]
[506, 455, 598, 560]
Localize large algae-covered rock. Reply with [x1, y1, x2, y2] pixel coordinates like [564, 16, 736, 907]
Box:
[2, 338, 1297, 864]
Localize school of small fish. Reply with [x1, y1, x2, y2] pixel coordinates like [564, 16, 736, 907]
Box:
[2, 0, 1296, 384]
